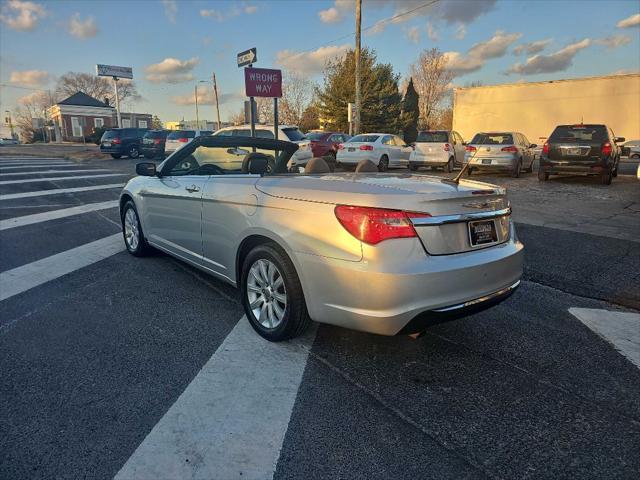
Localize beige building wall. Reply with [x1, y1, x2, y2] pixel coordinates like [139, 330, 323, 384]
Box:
[452, 74, 640, 144]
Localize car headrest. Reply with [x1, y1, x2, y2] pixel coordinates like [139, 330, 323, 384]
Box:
[305, 157, 331, 174]
[355, 159, 378, 172]
[242, 153, 270, 174]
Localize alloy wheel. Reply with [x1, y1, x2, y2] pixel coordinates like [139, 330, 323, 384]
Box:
[246, 259, 287, 329]
[124, 208, 139, 250]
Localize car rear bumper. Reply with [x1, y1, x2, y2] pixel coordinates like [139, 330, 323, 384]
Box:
[100, 146, 126, 154]
[141, 146, 164, 156]
[410, 151, 449, 166]
[540, 158, 610, 174]
[295, 228, 524, 336]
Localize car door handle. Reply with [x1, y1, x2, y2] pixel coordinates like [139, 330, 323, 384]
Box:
[185, 185, 200, 193]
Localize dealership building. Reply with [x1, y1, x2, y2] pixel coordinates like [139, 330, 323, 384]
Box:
[452, 73, 640, 144]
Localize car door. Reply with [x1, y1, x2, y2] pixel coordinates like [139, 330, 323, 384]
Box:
[453, 132, 466, 165]
[142, 152, 209, 265]
[380, 135, 396, 164]
[520, 133, 534, 168]
[394, 135, 412, 165]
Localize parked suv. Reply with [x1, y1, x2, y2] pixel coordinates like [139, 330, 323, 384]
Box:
[464, 132, 536, 178]
[539, 124, 623, 185]
[409, 130, 465, 172]
[100, 128, 148, 159]
[141, 130, 169, 159]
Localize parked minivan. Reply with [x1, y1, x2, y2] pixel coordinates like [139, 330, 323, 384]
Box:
[100, 128, 148, 159]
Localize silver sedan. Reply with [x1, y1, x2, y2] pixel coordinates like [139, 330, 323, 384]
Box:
[120, 136, 524, 341]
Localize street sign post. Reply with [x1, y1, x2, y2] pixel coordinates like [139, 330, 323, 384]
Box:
[237, 48, 257, 68]
[96, 64, 133, 128]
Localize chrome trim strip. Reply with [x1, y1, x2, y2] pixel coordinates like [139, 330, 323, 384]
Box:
[411, 207, 511, 226]
[432, 280, 520, 312]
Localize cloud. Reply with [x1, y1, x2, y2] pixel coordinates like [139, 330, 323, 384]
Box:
[427, 22, 438, 41]
[162, 0, 177, 23]
[506, 39, 591, 75]
[244, 5, 258, 14]
[595, 35, 632, 49]
[0, 0, 46, 31]
[387, 0, 496, 25]
[443, 51, 485, 76]
[172, 88, 243, 106]
[513, 39, 552, 55]
[455, 24, 466, 40]
[10, 69, 49, 87]
[617, 13, 640, 28]
[275, 44, 350, 76]
[406, 25, 421, 43]
[443, 30, 521, 77]
[145, 57, 199, 83]
[200, 4, 257, 21]
[318, 0, 351, 24]
[67, 13, 97, 39]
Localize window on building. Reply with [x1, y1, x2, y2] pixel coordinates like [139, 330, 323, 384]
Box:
[94, 118, 104, 128]
[138, 120, 148, 128]
[122, 119, 131, 128]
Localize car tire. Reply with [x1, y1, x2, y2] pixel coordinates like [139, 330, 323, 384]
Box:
[446, 157, 454, 173]
[525, 159, 534, 173]
[512, 159, 522, 178]
[128, 145, 140, 159]
[631, 153, 640, 159]
[378, 155, 389, 172]
[601, 167, 613, 185]
[111, 154, 122, 159]
[121, 200, 151, 257]
[240, 243, 311, 342]
[612, 161, 618, 178]
[467, 167, 473, 176]
[408, 164, 418, 171]
[538, 168, 549, 181]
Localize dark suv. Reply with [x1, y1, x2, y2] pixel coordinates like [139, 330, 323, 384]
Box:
[100, 128, 148, 159]
[141, 130, 169, 159]
[539, 124, 624, 185]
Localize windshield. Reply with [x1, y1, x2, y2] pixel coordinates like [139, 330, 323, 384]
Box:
[416, 131, 449, 143]
[471, 133, 513, 145]
[349, 134, 379, 143]
[549, 125, 607, 143]
[282, 128, 306, 141]
[168, 130, 195, 139]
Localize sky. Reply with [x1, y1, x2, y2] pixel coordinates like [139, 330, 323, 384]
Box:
[0, 0, 639, 124]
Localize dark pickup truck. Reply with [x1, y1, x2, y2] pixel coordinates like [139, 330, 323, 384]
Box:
[539, 124, 624, 185]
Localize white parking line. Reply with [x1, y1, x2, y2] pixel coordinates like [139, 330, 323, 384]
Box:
[0, 164, 76, 170]
[115, 318, 316, 480]
[0, 183, 125, 200]
[0, 169, 112, 177]
[0, 173, 125, 185]
[0, 233, 124, 301]
[0, 201, 118, 231]
[569, 308, 640, 369]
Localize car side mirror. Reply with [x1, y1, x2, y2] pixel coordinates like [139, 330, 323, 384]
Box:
[615, 137, 625, 143]
[530, 143, 537, 148]
[136, 162, 156, 176]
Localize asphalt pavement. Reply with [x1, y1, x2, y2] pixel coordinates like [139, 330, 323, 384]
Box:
[1, 153, 639, 480]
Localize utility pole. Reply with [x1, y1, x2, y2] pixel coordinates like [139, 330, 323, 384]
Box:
[5, 110, 14, 138]
[213, 73, 221, 130]
[194, 84, 200, 128]
[113, 77, 122, 128]
[354, 0, 362, 135]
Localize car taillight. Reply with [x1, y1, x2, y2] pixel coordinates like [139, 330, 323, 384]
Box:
[443, 143, 451, 152]
[337, 143, 344, 150]
[359, 145, 374, 151]
[601, 142, 612, 156]
[465, 145, 476, 152]
[501, 146, 518, 152]
[112, 138, 121, 144]
[334, 205, 431, 245]
[154, 138, 162, 145]
[178, 138, 189, 143]
[542, 142, 549, 154]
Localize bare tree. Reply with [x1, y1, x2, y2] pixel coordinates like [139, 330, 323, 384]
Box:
[54, 72, 140, 105]
[279, 72, 315, 126]
[14, 91, 53, 142]
[255, 97, 273, 124]
[410, 48, 453, 129]
[230, 108, 246, 126]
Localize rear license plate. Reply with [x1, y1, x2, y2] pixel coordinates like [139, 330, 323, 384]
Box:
[469, 220, 498, 246]
[567, 147, 581, 155]
[348, 147, 355, 152]
[103, 142, 111, 147]
[482, 159, 491, 164]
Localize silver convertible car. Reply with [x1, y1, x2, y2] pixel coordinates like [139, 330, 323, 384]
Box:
[120, 135, 523, 341]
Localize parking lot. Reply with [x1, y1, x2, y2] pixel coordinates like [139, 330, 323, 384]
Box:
[1, 152, 639, 479]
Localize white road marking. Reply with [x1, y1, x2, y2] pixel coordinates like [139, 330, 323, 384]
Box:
[0, 183, 125, 200]
[0, 158, 65, 162]
[0, 173, 125, 185]
[0, 233, 124, 301]
[0, 169, 111, 177]
[569, 307, 640, 369]
[115, 318, 316, 480]
[0, 200, 118, 231]
[0, 164, 76, 170]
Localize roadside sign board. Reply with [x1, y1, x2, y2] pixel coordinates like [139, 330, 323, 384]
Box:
[237, 48, 257, 68]
[244, 68, 282, 98]
[96, 64, 133, 79]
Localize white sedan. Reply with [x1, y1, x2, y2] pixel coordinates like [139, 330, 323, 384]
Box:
[337, 133, 413, 171]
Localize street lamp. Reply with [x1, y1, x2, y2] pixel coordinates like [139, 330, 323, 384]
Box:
[194, 80, 209, 129]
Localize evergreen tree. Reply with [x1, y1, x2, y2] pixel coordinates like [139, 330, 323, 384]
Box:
[400, 78, 419, 143]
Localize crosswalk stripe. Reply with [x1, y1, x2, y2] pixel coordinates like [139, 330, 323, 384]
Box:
[0, 164, 76, 170]
[0, 201, 118, 231]
[115, 318, 315, 480]
[0, 233, 124, 301]
[0, 169, 112, 177]
[0, 158, 63, 162]
[0, 173, 125, 185]
[0, 183, 125, 200]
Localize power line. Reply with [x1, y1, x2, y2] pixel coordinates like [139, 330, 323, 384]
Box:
[0, 83, 49, 92]
[276, 0, 441, 64]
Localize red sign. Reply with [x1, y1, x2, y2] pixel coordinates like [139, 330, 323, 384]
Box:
[244, 67, 282, 98]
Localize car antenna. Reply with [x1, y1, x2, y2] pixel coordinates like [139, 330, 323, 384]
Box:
[443, 136, 484, 185]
